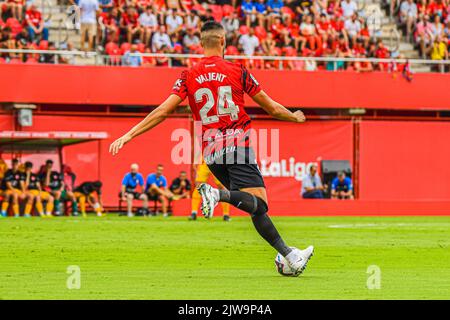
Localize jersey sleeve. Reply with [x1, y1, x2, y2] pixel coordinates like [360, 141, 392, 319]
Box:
[170, 70, 188, 101]
[241, 65, 262, 97]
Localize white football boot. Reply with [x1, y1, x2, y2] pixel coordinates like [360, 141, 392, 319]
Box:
[285, 246, 314, 276]
[197, 183, 219, 219]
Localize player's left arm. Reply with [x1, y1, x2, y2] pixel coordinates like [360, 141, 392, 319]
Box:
[251, 90, 306, 123]
[109, 94, 183, 156]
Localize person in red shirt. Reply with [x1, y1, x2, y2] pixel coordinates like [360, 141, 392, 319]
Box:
[98, 8, 119, 43]
[316, 13, 331, 44]
[25, 4, 48, 43]
[121, 6, 141, 44]
[375, 39, 390, 71]
[109, 21, 314, 277]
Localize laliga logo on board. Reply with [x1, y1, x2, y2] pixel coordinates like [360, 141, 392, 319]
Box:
[260, 158, 318, 182]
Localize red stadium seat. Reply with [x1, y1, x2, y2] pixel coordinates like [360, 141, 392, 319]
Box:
[120, 42, 131, 54]
[39, 40, 49, 50]
[222, 5, 234, 17]
[254, 26, 267, 41]
[105, 41, 119, 54]
[0, 57, 6, 64]
[136, 43, 145, 53]
[9, 58, 22, 64]
[225, 45, 239, 55]
[25, 58, 39, 64]
[209, 4, 223, 22]
[239, 25, 249, 35]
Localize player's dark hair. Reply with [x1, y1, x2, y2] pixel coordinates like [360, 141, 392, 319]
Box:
[12, 158, 19, 164]
[46, 159, 53, 165]
[25, 161, 33, 169]
[200, 21, 224, 33]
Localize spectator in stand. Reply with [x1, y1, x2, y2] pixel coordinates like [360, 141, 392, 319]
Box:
[242, 0, 256, 27]
[139, 6, 158, 47]
[165, 8, 184, 36]
[399, 0, 418, 40]
[152, 25, 172, 51]
[98, 7, 119, 44]
[186, 9, 201, 30]
[79, 0, 100, 51]
[341, 0, 358, 19]
[430, 13, 445, 40]
[183, 27, 200, 51]
[415, 14, 434, 57]
[344, 13, 361, 43]
[299, 14, 322, 52]
[331, 172, 354, 199]
[122, 43, 143, 66]
[25, 4, 48, 43]
[99, 0, 113, 12]
[142, 47, 157, 66]
[145, 164, 174, 217]
[222, 11, 240, 44]
[430, 35, 448, 71]
[121, 6, 141, 44]
[301, 164, 326, 199]
[254, 0, 268, 28]
[375, 39, 390, 71]
[169, 171, 191, 200]
[266, 0, 283, 28]
[239, 27, 260, 55]
[121, 163, 148, 217]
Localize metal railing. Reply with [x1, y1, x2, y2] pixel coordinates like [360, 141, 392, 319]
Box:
[0, 49, 449, 73]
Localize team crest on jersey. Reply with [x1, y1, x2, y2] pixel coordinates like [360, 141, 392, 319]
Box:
[250, 74, 259, 85]
[173, 79, 182, 90]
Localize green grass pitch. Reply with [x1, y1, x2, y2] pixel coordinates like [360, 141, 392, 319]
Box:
[0, 215, 449, 299]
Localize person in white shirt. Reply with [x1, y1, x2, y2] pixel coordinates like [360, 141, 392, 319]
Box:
[341, 0, 358, 19]
[400, 0, 418, 39]
[139, 6, 158, 46]
[78, 0, 99, 51]
[183, 27, 200, 50]
[222, 12, 240, 44]
[165, 9, 183, 35]
[238, 28, 260, 56]
[185, 10, 200, 30]
[344, 13, 361, 40]
[152, 25, 172, 52]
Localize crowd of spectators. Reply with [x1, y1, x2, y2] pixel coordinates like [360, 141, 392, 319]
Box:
[93, 0, 407, 71]
[387, 0, 449, 64]
[0, 2, 58, 63]
[1, 0, 448, 69]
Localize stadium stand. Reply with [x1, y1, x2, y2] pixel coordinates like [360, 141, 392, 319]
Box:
[0, 0, 448, 71]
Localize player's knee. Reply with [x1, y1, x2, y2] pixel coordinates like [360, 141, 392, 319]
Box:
[252, 196, 268, 216]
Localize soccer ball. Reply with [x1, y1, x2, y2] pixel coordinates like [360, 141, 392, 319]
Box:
[274, 252, 297, 277]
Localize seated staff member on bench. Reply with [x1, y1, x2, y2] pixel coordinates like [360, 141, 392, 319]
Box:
[120, 163, 148, 217]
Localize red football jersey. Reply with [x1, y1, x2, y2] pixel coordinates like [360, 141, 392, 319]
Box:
[171, 56, 261, 152]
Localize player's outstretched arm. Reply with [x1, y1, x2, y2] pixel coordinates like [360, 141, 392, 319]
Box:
[109, 94, 182, 156]
[251, 90, 305, 123]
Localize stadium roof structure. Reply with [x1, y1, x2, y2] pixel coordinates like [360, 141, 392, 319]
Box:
[0, 131, 109, 151]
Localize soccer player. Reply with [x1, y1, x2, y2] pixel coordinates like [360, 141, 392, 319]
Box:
[39, 159, 64, 215]
[1, 159, 24, 217]
[109, 21, 313, 276]
[190, 161, 231, 222]
[73, 181, 103, 217]
[23, 161, 54, 218]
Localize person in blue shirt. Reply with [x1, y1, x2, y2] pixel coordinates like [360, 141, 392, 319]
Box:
[121, 163, 148, 217]
[331, 172, 354, 199]
[146, 164, 174, 217]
